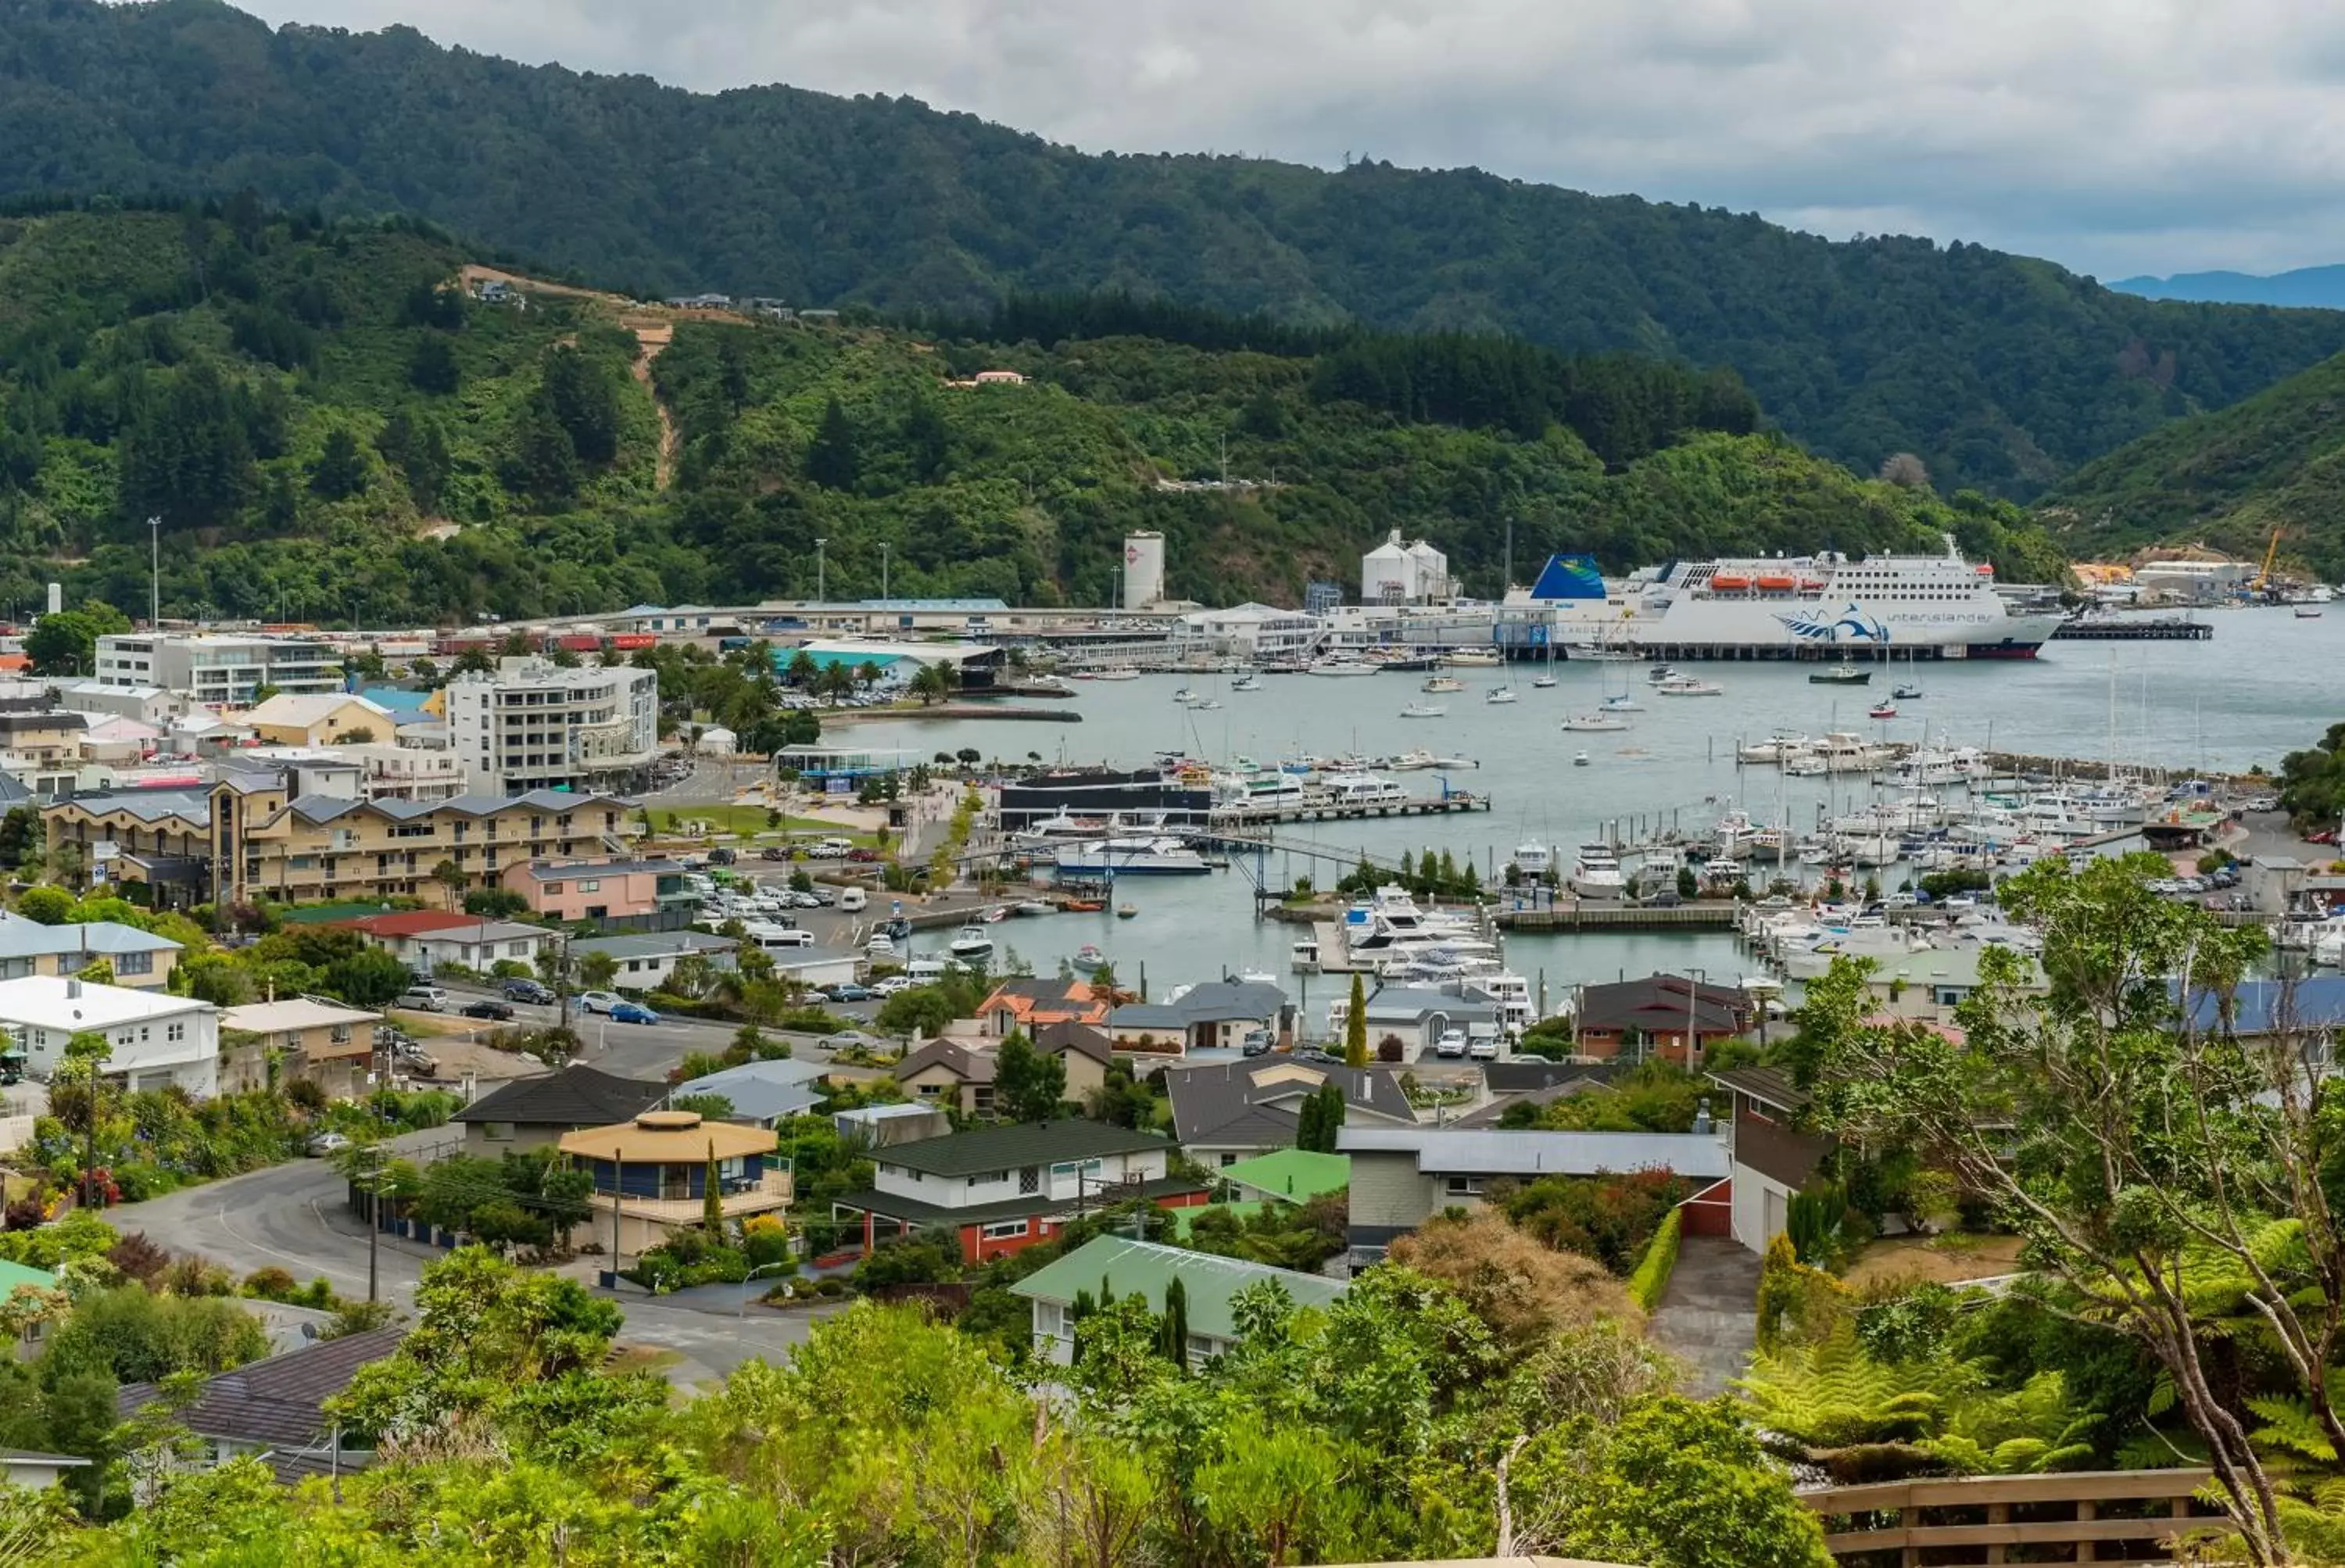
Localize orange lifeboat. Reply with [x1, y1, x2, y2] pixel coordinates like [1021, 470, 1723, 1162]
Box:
[1975, 563, 1996, 575]
[1710, 573, 1751, 591]
[1756, 573, 1795, 591]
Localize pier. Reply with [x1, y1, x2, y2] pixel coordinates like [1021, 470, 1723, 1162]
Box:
[1495, 900, 1738, 932]
[2049, 617, 2211, 641]
[1205, 792, 1493, 829]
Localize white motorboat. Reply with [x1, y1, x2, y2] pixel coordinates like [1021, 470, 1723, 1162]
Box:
[1073, 943, 1109, 971]
[1386, 748, 1439, 771]
[1513, 842, 1556, 877]
[1053, 837, 1212, 875]
[1187, 697, 1223, 711]
[1573, 750, 1591, 766]
[1171, 686, 1194, 703]
[1646, 664, 1679, 684]
[1400, 702, 1448, 719]
[1738, 729, 1810, 764]
[1532, 674, 1559, 689]
[1569, 843, 1626, 900]
[1231, 673, 1263, 692]
[1654, 674, 1724, 697]
[1430, 754, 1478, 768]
[1308, 657, 1380, 677]
[1561, 713, 1631, 732]
[1423, 674, 1466, 693]
[948, 924, 995, 961]
[1093, 668, 1139, 682]
[1486, 686, 1518, 704]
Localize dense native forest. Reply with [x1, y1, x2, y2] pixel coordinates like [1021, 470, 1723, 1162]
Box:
[2042, 344, 2345, 578]
[6, 0, 2345, 506]
[0, 202, 2071, 625]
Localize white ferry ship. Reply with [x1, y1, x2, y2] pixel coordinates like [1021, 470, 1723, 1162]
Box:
[1522, 535, 2064, 660]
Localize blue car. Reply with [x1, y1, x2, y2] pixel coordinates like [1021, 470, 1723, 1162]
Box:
[608, 1001, 661, 1025]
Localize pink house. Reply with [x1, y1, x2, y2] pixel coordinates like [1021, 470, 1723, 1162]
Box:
[500, 857, 693, 924]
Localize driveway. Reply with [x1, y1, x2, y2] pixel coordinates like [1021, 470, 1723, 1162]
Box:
[102, 1135, 837, 1387]
[1646, 1236, 1761, 1397]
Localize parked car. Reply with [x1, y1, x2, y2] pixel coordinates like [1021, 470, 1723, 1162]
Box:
[869, 976, 915, 997]
[502, 979, 555, 1004]
[1241, 1026, 1273, 1057]
[838, 886, 867, 912]
[461, 1000, 514, 1021]
[305, 1131, 352, 1158]
[398, 985, 449, 1011]
[760, 847, 791, 861]
[609, 1001, 661, 1025]
[1294, 1047, 1341, 1065]
[577, 990, 625, 1015]
[822, 983, 875, 1003]
[1434, 1028, 1467, 1058]
[707, 847, 737, 866]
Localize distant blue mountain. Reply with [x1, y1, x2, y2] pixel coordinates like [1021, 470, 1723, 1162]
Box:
[2110, 266, 2345, 310]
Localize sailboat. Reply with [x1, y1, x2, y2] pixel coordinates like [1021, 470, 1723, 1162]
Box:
[1532, 671, 1558, 689]
[1486, 682, 1518, 705]
[1892, 648, 1922, 702]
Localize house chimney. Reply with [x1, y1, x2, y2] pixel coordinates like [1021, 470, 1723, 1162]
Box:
[1692, 1095, 1714, 1137]
[64, 978, 80, 1000]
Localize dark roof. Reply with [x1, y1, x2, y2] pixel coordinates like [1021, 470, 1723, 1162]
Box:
[1183, 1104, 1302, 1150]
[1162, 1057, 1410, 1145]
[874, 1119, 1172, 1177]
[452, 1064, 666, 1127]
[118, 1325, 407, 1452]
[1708, 1065, 1811, 1113]
[1579, 975, 1749, 1035]
[1033, 1020, 1115, 1065]
[894, 1038, 996, 1085]
[1452, 1076, 1612, 1128]
[1109, 979, 1287, 1031]
[1482, 1059, 1630, 1094]
[830, 1173, 1208, 1227]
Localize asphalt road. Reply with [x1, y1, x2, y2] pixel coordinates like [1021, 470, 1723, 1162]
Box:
[103, 1129, 837, 1386]
[409, 982, 878, 1083]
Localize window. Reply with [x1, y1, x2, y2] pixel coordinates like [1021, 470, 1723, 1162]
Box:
[1019, 1166, 1040, 1195]
[1444, 1176, 1484, 1197]
[1035, 1301, 1065, 1337]
[578, 879, 600, 893]
[544, 882, 564, 895]
[980, 1219, 1029, 1240]
[483, 1122, 514, 1141]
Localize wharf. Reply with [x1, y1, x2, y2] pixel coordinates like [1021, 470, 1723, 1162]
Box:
[1205, 793, 1492, 829]
[825, 703, 1082, 724]
[1495, 900, 1738, 931]
[2050, 618, 2211, 641]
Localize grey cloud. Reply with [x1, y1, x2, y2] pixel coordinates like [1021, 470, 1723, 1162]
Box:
[234, 0, 2345, 276]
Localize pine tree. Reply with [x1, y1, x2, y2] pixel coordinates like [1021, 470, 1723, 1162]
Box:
[806, 396, 860, 491]
[310, 427, 367, 499]
[506, 392, 581, 504]
[701, 1140, 724, 1233]
[541, 345, 621, 464]
[1159, 1276, 1190, 1370]
[1344, 972, 1368, 1069]
[407, 331, 460, 395]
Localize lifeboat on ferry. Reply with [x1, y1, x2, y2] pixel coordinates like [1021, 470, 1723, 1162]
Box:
[1756, 573, 1795, 591]
[1975, 563, 1996, 575]
[1709, 573, 1751, 591]
[1798, 578, 1827, 590]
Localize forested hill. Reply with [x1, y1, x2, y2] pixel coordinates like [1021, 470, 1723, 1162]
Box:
[2041, 346, 2345, 578]
[0, 204, 2068, 626]
[6, 0, 2345, 503]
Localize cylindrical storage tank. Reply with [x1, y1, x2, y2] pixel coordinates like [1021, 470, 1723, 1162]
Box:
[1123, 532, 1165, 609]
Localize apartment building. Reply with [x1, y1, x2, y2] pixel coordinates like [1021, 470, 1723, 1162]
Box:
[445, 659, 660, 796]
[43, 779, 635, 907]
[95, 634, 340, 706]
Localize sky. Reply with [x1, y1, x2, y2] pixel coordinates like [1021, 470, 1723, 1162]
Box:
[233, 0, 2345, 281]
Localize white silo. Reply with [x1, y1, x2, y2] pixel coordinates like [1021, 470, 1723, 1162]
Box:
[1122, 532, 1165, 609]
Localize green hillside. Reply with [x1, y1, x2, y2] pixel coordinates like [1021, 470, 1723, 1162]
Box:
[0, 204, 2067, 628]
[2040, 348, 2345, 578]
[5, 0, 2344, 502]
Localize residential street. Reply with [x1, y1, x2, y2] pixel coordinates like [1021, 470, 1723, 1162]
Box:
[103, 1129, 840, 1387]
[411, 982, 878, 1084]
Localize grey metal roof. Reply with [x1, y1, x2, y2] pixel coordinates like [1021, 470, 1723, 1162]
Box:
[567, 931, 739, 961]
[875, 1119, 1173, 1177]
[523, 858, 686, 881]
[1361, 985, 1500, 1022]
[1162, 1057, 1412, 1144]
[0, 914, 180, 958]
[1107, 980, 1286, 1032]
[117, 1325, 408, 1449]
[57, 789, 209, 822]
[1335, 1126, 1732, 1180]
[452, 1063, 666, 1127]
[673, 1058, 831, 1122]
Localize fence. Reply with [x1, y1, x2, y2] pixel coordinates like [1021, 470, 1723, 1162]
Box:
[1799, 1469, 2232, 1566]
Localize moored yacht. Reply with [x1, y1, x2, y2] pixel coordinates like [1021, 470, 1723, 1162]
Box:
[1569, 843, 1626, 900]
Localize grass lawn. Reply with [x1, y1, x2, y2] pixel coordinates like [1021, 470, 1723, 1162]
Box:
[385, 1010, 467, 1037]
[1842, 1230, 2024, 1288]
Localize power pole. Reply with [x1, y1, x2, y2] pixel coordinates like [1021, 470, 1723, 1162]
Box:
[814, 538, 828, 603]
[149, 516, 161, 629]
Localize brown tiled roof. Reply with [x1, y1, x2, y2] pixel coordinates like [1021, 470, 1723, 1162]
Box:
[118, 1325, 408, 1451]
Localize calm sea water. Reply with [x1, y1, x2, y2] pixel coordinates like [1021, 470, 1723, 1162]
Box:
[853, 608, 2333, 1010]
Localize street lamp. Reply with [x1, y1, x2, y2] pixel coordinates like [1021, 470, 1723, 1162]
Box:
[879, 543, 891, 603]
[739, 1259, 795, 1325]
[814, 538, 828, 603]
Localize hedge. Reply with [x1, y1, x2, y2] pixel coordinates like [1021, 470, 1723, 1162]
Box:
[1627, 1207, 1682, 1312]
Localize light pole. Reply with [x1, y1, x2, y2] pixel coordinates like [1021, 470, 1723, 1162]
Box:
[879, 543, 891, 603]
[739, 1259, 793, 1325]
[148, 516, 161, 630]
[814, 538, 828, 603]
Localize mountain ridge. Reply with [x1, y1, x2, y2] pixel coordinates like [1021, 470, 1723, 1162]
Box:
[2110, 266, 2345, 310]
[8, 0, 2345, 502]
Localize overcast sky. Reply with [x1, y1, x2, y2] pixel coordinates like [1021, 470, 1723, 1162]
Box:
[236, 0, 2345, 279]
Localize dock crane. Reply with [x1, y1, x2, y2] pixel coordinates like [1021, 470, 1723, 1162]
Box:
[2251, 527, 2283, 598]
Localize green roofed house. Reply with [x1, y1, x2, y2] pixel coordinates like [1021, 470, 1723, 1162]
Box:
[2, 1258, 61, 1359]
[1012, 1235, 1348, 1366]
[1217, 1150, 1349, 1205]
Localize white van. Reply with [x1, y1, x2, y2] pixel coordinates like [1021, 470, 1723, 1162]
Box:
[905, 958, 951, 983]
[838, 886, 868, 913]
[743, 922, 815, 950]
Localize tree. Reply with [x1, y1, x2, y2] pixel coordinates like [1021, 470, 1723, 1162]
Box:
[578, 950, 620, 991]
[909, 660, 954, 705]
[324, 948, 410, 1007]
[1158, 1275, 1190, 1370]
[1294, 1081, 1344, 1153]
[805, 396, 859, 491]
[16, 887, 71, 925]
[407, 331, 460, 395]
[1387, 1210, 1639, 1352]
[1809, 853, 2301, 1564]
[1878, 451, 1931, 489]
[309, 426, 368, 499]
[25, 603, 131, 677]
[540, 344, 621, 464]
[1343, 972, 1367, 1069]
[702, 1140, 724, 1233]
[431, 859, 464, 911]
[505, 392, 582, 503]
[993, 1031, 1066, 1122]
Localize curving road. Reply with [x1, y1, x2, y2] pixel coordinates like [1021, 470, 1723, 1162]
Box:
[103, 1128, 837, 1387]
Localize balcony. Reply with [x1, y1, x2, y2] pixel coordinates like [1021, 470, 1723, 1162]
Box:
[588, 1168, 793, 1226]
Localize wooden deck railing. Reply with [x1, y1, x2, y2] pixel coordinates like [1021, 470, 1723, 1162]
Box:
[593, 1169, 793, 1223]
[1800, 1469, 2232, 1566]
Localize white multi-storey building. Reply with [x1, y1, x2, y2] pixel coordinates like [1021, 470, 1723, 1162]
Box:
[445, 658, 660, 797]
[0, 976, 220, 1095]
[94, 633, 340, 706]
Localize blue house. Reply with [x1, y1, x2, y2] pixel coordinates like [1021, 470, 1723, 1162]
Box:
[558, 1108, 789, 1255]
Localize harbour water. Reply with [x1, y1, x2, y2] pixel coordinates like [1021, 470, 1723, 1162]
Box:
[851, 609, 2332, 1012]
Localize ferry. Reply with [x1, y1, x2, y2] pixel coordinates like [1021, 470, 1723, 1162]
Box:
[1521, 535, 2064, 658]
[1052, 837, 1212, 875]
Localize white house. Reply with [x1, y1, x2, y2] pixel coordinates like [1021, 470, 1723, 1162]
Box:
[567, 930, 739, 993]
[0, 976, 220, 1096]
[1170, 604, 1323, 660]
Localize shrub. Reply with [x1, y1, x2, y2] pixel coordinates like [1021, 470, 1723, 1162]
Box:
[1627, 1208, 1682, 1312]
[853, 1237, 961, 1291]
[1387, 1209, 1638, 1351]
[242, 1265, 299, 1301]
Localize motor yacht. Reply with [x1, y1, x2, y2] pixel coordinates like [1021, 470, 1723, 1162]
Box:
[1400, 702, 1448, 719]
[947, 924, 995, 961]
[1568, 843, 1626, 900]
[1562, 713, 1631, 732]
